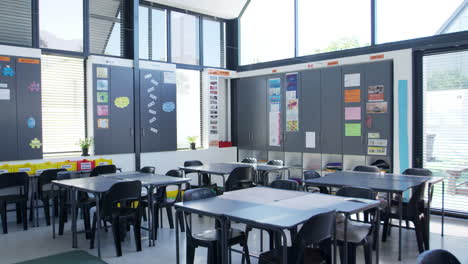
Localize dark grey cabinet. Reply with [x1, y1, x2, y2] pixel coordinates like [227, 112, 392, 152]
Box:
[283, 72, 303, 152]
[321, 67, 343, 154]
[0, 57, 18, 161]
[140, 69, 177, 153]
[301, 69, 321, 153]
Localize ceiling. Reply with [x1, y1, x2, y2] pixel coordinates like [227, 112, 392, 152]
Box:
[147, 0, 248, 19]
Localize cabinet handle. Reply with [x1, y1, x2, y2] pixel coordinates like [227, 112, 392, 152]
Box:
[141, 128, 145, 137]
[130, 128, 134, 137]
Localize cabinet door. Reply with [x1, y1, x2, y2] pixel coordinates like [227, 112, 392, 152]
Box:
[158, 71, 177, 151]
[140, 69, 162, 153]
[251, 76, 267, 150]
[301, 69, 321, 153]
[16, 57, 42, 160]
[93, 65, 112, 155]
[342, 64, 366, 155]
[236, 78, 253, 149]
[109, 66, 134, 154]
[284, 72, 303, 152]
[321, 67, 343, 154]
[0, 56, 18, 161]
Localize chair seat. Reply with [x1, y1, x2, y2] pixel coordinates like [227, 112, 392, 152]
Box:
[0, 194, 28, 203]
[288, 178, 303, 185]
[259, 247, 295, 264]
[336, 220, 372, 244]
[193, 228, 245, 243]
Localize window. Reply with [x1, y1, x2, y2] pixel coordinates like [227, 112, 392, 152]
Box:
[0, 0, 32, 47]
[41, 55, 85, 154]
[203, 18, 223, 68]
[171, 11, 200, 65]
[39, 0, 83, 52]
[422, 50, 468, 214]
[298, 0, 370, 56]
[240, 0, 294, 65]
[176, 69, 201, 149]
[376, 0, 466, 44]
[139, 5, 167, 61]
[89, 0, 128, 57]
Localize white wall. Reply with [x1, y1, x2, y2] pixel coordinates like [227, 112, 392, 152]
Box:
[233, 49, 413, 173]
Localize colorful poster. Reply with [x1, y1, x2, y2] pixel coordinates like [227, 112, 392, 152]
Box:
[368, 85, 384, 101]
[285, 73, 299, 132]
[208, 75, 219, 146]
[344, 107, 361, 120]
[368, 133, 380, 139]
[344, 89, 361, 103]
[368, 139, 388, 147]
[96, 67, 108, 78]
[97, 80, 108, 91]
[97, 105, 109, 116]
[345, 123, 361, 137]
[97, 92, 108, 103]
[269, 78, 281, 146]
[97, 118, 109, 129]
[114, 97, 130, 108]
[368, 146, 387, 155]
[344, 73, 360, 87]
[366, 102, 388, 114]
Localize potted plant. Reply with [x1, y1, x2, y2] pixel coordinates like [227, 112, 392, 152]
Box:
[187, 136, 198, 150]
[78, 138, 93, 156]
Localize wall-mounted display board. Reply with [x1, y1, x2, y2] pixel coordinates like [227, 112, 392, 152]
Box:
[92, 63, 134, 155]
[139, 62, 177, 153]
[0, 55, 42, 161]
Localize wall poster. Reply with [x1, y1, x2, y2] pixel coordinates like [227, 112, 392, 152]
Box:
[285, 73, 299, 132]
[208, 75, 219, 147]
[269, 78, 281, 146]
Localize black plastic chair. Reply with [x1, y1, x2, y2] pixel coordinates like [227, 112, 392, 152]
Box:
[259, 210, 335, 264]
[270, 179, 299, 191]
[335, 187, 377, 264]
[382, 181, 427, 253]
[353, 165, 380, 173]
[241, 158, 257, 164]
[36, 169, 66, 226]
[90, 181, 142, 257]
[184, 160, 212, 189]
[258, 160, 283, 185]
[90, 165, 117, 177]
[224, 167, 255, 192]
[153, 170, 185, 233]
[0, 172, 29, 233]
[303, 170, 329, 194]
[140, 166, 155, 174]
[183, 188, 251, 264]
[417, 249, 461, 264]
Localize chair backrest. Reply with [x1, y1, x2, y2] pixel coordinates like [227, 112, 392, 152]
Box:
[241, 157, 257, 164]
[182, 188, 217, 238]
[0, 172, 29, 196]
[417, 249, 461, 264]
[266, 160, 283, 166]
[403, 168, 433, 176]
[140, 166, 155, 174]
[270, 179, 299, 191]
[291, 210, 336, 264]
[57, 171, 72, 180]
[166, 169, 182, 178]
[303, 170, 321, 180]
[101, 180, 141, 217]
[353, 165, 380, 173]
[90, 165, 117, 177]
[225, 166, 255, 192]
[38, 169, 67, 187]
[184, 160, 203, 167]
[336, 186, 376, 200]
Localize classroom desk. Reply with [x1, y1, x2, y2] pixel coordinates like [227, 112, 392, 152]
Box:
[179, 163, 290, 188]
[174, 187, 379, 264]
[304, 171, 444, 261]
[52, 172, 190, 257]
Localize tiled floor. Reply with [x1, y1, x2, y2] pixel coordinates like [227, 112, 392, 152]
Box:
[1, 212, 467, 264]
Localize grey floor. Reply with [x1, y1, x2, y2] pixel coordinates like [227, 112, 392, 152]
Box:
[1, 211, 467, 264]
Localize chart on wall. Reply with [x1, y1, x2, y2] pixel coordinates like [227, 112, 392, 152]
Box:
[208, 75, 219, 147]
[285, 73, 299, 132]
[269, 78, 281, 146]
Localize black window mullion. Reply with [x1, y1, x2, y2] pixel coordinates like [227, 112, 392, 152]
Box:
[371, 0, 376, 46]
[167, 10, 172, 63]
[148, 6, 152, 60]
[199, 16, 203, 66]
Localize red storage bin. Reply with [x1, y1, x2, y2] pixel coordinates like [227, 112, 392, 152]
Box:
[76, 159, 95, 171]
[218, 141, 233, 148]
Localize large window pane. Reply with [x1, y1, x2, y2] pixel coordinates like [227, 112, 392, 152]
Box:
[423, 50, 468, 214]
[90, 0, 128, 57]
[41, 55, 85, 154]
[152, 8, 167, 61]
[240, 0, 294, 65]
[203, 18, 222, 68]
[377, 0, 465, 44]
[139, 6, 150, 60]
[0, 0, 32, 47]
[171, 12, 200, 65]
[176, 69, 201, 148]
[39, 0, 83, 52]
[298, 0, 370, 56]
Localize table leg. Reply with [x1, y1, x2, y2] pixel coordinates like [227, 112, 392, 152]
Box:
[344, 214, 348, 264]
[96, 193, 101, 258]
[149, 186, 155, 247]
[442, 181, 445, 237]
[333, 215, 337, 264]
[280, 230, 288, 264]
[52, 184, 56, 239]
[398, 192, 402, 261]
[376, 208, 380, 264]
[71, 188, 77, 248]
[35, 178, 39, 227]
[260, 230, 263, 252]
[175, 209, 180, 264]
[426, 184, 431, 250]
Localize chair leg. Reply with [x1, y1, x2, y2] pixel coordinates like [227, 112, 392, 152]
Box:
[160, 208, 163, 228]
[21, 201, 28, 231]
[413, 218, 425, 253]
[166, 206, 174, 229]
[381, 216, 389, 242]
[186, 244, 196, 264]
[1, 202, 8, 234]
[178, 211, 185, 232]
[241, 240, 251, 264]
[83, 207, 91, 239]
[364, 239, 372, 264]
[133, 214, 142, 252]
[16, 202, 22, 224]
[153, 204, 160, 241]
[421, 216, 429, 251]
[112, 216, 123, 257]
[207, 245, 217, 264]
[43, 199, 51, 226]
[90, 212, 97, 249]
[53, 197, 59, 217]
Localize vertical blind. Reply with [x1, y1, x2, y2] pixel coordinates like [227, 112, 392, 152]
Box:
[423, 50, 468, 214]
[41, 55, 85, 155]
[0, 0, 32, 47]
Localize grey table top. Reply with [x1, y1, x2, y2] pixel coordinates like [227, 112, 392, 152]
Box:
[227, 162, 291, 171]
[52, 176, 122, 193]
[304, 171, 443, 193]
[104, 172, 191, 187]
[179, 162, 290, 175]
